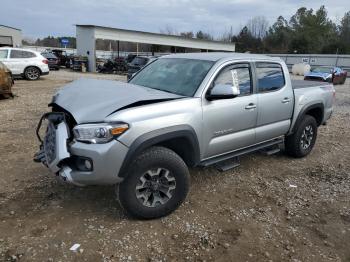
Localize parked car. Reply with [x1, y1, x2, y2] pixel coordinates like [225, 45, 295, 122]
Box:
[0, 61, 14, 98]
[41, 52, 59, 70]
[126, 54, 137, 63]
[304, 66, 347, 84]
[34, 53, 335, 219]
[0, 47, 49, 80]
[51, 49, 70, 68]
[127, 56, 156, 80]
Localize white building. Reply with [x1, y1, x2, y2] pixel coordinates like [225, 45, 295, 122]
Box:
[76, 25, 236, 72]
[0, 25, 22, 47]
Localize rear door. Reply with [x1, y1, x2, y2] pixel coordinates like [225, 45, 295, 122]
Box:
[7, 49, 26, 75]
[202, 62, 258, 159]
[255, 62, 294, 142]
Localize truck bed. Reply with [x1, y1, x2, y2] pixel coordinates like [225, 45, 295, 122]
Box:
[292, 80, 331, 89]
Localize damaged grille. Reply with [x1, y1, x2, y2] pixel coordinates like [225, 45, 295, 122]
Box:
[44, 122, 56, 164]
[51, 105, 77, 134]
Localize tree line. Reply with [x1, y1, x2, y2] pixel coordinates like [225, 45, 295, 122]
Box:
[23, 5, 350, 54]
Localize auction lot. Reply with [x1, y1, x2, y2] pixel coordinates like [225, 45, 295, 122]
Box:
[0, 70, 349, 261]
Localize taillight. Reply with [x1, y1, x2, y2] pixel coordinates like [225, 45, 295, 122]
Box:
[42, 59, 48, 64]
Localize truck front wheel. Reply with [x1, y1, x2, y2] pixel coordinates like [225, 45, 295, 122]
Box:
[116, 146, 190, 219]
[285, 115, 318, 158]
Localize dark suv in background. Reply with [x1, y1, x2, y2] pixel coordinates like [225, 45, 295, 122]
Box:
[41, 52, 59, 70]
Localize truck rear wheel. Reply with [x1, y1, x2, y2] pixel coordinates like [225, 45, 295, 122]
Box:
[285, 115, 318, 158]
[116, 146, 190, 219]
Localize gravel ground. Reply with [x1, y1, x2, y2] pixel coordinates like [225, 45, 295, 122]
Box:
[0, 69, 349, 262]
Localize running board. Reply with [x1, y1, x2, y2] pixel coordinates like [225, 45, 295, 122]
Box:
[215, 156, 240, 172]
[200, 138, 284, 168]
[260, 145, 281, 156]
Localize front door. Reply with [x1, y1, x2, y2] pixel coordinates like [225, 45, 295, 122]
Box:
[202, 63, 258, 159]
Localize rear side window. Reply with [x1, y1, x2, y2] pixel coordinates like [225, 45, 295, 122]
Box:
[0, 50, 8, 59]
[256, 62, 285, 92]
[10, 50, 36, 59]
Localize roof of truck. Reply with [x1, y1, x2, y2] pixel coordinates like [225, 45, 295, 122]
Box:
[162, 52, 281, 62]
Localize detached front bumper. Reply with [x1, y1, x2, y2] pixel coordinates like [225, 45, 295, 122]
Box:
[34, 113, 128, 186]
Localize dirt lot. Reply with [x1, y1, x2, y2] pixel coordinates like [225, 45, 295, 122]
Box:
[0, 70, 349, 262]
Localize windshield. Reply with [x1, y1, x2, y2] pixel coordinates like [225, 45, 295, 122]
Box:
[312, 67, 332, 73]
[129, 58, 214, 96]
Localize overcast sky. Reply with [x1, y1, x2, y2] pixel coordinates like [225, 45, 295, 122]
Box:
[1, 0, 349, 39]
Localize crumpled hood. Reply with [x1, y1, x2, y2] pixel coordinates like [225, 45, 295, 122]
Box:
[305, 71, 332, 80]
[51, 78, 183, 124]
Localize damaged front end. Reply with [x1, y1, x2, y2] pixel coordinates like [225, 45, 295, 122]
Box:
[34, 112, 82, 185]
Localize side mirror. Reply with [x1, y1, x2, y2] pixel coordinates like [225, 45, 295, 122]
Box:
[206, 84, 240, 101]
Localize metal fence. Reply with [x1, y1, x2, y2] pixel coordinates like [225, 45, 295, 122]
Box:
[269, 54, 350, 74]
[23, 45, 350, 75]
[23, 45, 168, 59]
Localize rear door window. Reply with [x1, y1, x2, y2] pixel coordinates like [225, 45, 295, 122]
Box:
[256, 62, 285, 92]
[22, 51, 36, 58]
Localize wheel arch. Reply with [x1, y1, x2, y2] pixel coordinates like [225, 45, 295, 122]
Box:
[23, 65, 42, 75]
[291, 103, 324, 134]
[118, 125, 200, 178]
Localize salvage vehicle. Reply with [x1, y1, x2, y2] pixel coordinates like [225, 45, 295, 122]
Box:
[98, 57, 127, 74]
[304, 66, 347, 85]
[51, 49, 70, 68]
[0, 61, 14, 98]
[34, 53, 335, 219]
[0, 47, 49, 80]
[127, 56, 156, 80]
[41, 52, 60, 71]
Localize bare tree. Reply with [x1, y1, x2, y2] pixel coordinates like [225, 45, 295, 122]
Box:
[246, 16, 269, 39]
[219, 26, 235, 42]
[159, 25, 177, 35]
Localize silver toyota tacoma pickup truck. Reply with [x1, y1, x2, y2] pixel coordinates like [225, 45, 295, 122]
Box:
[34, 53, 335, 219]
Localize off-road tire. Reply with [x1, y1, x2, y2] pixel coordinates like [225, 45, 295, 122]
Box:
[117, 146, 190, 219]
[285, 115, 318, 158]
[24, 67, 41, 80]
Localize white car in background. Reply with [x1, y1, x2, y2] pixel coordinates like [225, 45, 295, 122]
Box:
[0, 47, 49, 80]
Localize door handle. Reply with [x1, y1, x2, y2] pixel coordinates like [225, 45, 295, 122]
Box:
[245, 103, 256, 110]
[282, 97, 291, 103]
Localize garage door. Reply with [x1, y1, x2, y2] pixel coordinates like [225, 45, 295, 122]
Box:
[0, 36, 13, 47]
